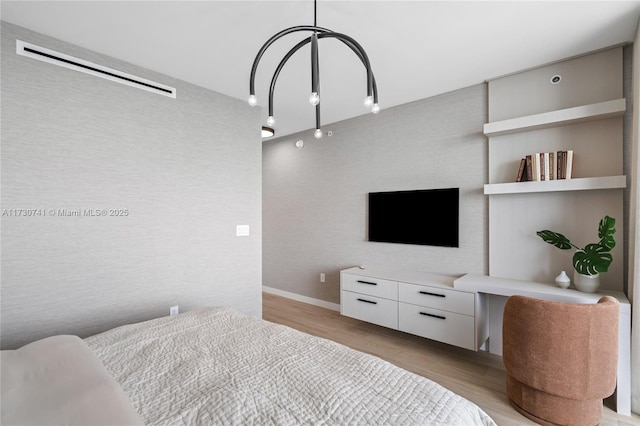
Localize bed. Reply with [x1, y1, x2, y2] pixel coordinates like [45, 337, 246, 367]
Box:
[2, 307, 496, 425]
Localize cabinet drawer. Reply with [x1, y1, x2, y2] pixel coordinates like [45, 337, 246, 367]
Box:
[398, 302, 475, 350]
[341, 290, 398, 329]
[398, 282, 474, 316]
[341, 273, 398, 300]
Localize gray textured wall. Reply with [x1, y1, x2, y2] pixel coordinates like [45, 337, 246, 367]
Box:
[263, 84, 488, 304]
[1, 22, 262, 349]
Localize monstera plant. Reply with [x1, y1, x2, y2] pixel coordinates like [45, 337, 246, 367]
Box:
[536, 215, 616, 276]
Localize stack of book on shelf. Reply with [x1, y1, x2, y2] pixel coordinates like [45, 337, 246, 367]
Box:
[515, 150, 573, 182]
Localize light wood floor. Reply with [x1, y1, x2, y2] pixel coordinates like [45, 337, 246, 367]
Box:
[263, 292, 639, 426]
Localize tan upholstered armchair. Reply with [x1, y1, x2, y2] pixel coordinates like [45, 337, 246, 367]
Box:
[502, 295, 619, 426]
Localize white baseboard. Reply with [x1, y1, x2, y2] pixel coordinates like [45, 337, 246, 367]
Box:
[262, 286, 340, 312]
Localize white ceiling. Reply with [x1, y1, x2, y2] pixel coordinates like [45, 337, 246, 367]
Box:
[2, 1, 640, 138]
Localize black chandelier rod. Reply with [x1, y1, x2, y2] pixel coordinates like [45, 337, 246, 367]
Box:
[250, 26, 375, 100]
[268, 38, 310, 116]
[268, 33, 379, 127]
[320, 31, 376, 102]
[249, 26, 331, 96]
[311, 33, 319, 100]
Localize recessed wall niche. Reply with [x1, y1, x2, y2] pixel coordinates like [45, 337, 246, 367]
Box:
[485, 47, 625, 292]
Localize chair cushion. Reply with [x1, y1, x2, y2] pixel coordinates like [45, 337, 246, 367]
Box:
[507, 374, 603, 426]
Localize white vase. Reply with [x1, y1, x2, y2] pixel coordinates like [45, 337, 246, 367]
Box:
[573, 272, 600, 293]
[554, 271, 570, 289]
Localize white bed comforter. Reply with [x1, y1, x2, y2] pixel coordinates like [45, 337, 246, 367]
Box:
[85, 307, 496, 426]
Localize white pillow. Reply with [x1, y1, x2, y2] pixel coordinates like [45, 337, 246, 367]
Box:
[1, 334, 144, 426]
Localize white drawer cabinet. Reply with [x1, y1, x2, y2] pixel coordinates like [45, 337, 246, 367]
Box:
[341, 273, 398, 300]
[341, 290, 398, 329]
[398, 282, 475, 316]
[398, 303, 475, 350]
[341, 267, 487, 351]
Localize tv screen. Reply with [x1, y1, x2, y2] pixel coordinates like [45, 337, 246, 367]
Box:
[368, 188, 459, 247]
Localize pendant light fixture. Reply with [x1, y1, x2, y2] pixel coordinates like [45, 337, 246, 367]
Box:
[261, 126, 275, 138]
[249, 0, 379, 139]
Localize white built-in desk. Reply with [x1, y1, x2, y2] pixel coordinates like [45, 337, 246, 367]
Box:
[454, 274, 631, 416]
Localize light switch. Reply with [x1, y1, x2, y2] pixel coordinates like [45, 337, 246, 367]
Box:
[236, 225, 250, 236]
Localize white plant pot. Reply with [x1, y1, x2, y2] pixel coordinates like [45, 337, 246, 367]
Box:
[573, 272, 600, 293]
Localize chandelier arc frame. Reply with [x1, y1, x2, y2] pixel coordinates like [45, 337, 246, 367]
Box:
[250, 23, 379, 136]
[251, 26, 377, 102]
[267, 33, 379, 117]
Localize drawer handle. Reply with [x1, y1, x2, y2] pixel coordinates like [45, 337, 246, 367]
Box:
[420, 312, 446, 320]
[357, 298, 377, 305]
[419, 291, 445, 298]
[357, 280, 378, 286]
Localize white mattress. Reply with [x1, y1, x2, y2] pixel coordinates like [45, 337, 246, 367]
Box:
[85, 307, 496, 425]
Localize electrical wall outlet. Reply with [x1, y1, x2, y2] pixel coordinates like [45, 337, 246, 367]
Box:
[170, 306, 179, 316]
[320, 273, 325, 283]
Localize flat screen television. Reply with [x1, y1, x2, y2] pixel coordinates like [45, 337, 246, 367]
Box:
[368, 188, 459, 247]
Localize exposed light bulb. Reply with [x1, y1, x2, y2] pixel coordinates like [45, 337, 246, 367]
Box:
[248, 95, 258, 106]
[266, 116, 275, 126]
[309, 92, 320, 106]
[295, 140, 304, 149]
[371, 103, 380, 114]
[363, 96, 374, 108]
[314, 128, 323, 139]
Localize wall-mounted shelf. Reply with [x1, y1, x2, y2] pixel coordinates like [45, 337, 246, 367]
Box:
[483, 98, 626, 137]
[483, 47, 628, 415]
[484, 175, 626, 195]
